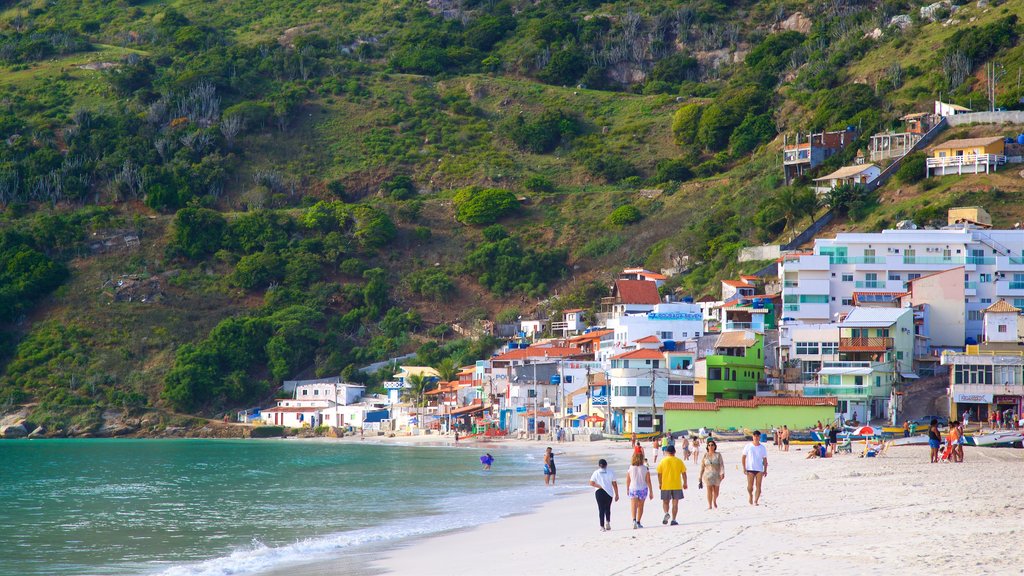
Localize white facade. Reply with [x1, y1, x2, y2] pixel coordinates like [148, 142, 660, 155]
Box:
[295, 382, 365, 405]
[781, 226, 1024, 342]
[602, 303, 703, 362]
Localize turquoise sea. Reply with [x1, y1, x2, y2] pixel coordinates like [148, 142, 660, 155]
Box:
[0, 439, 587, 576]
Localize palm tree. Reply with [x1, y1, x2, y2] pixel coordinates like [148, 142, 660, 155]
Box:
[434, 357, 459, 383]
[773, 186, 818, 232]
[401, 373, 436, 425]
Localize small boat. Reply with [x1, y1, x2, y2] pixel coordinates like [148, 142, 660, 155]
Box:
[965, 431, 1023, 447]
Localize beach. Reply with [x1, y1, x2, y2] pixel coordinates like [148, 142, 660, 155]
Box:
[371, 438, 1024, 576]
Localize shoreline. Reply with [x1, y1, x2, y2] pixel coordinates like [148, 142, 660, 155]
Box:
[367, 441, 1024, 576]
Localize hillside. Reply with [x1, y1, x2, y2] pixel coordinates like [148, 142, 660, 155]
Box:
[5, 0, 1024, 435]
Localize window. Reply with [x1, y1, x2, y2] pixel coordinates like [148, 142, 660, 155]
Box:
[637, 414, 653, 428]
[842, 274, 853, 282]
[837, 400, 848, 413]
[668, 382, 694, 396]
[896, 351, 904, 359]
[528, 389, 537, 398]
[981, 298, 992, 304]
[999, 325, 1008, 333]
[314, 389, 320, 396]
[875, 376, 881, 387]
[953, 365, 993, 385]
[1014, 299, 1024, 309]
[302, 389, 308, 396]
[827, 375, 840, 385]
[652, 360, 660, 369]
[796, 342, 820, 355]
[943, 249, 952, 261]
[660, 331, 673, 340]
[968, 310, 983, 321]
[888, 273, 901, 281]
[613, 386, 638, 396]
[907, 273, 921, 281]
[980, 273, 992, 283]
[854, 376, 864, 386]
[821, 342, 838, 355]
[863, 249, 876, 262]
[564, 375, 574, 383]
[801, 361, 821, 381]
[842, 298, 854, 306]
[866, 273, 878, 281]
[638, 386, 652, 397]
[708, 368, 722, 380]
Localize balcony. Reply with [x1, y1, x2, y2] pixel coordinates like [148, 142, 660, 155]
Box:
[966, 256, 995, 266]
[783, 281, 799, 288]
[995, 280, 1024, 296]
[829, 256, 883, 265]
[840, 337, 893, 351]
[901, 256, 964, 265]
[854, 280, 886, 289]
[803, 385, 872, 397]
[725, 322, 755, 331]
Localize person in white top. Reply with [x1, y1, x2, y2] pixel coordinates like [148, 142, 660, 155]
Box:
[741, 430, 769, 506]
[588, 459, 619, 531]
[625, 451, 654, 529]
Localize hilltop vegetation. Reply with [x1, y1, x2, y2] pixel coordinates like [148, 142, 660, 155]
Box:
[5, 0, 1024, 432]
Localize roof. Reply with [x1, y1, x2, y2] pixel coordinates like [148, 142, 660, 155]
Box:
[563, 308, 585, 314]
[841, 307, 909, 326]
[901, 112, 931, 120]
[905, 266, 965, 285]
[818, 367, 874, 376]
[813, 164, 879, 181]
[491, 347, 585, 361]
[567, 385, 589, 398]
[263, 406, 321, 413]
[697, 296, 720, 303]
[622, 268, 666, 280]
[722, 279, 754, 288]
[931, 136, 1004, 150]
[715, 331, 757, 348]
[568, 329, 613, 343]
[396, 366, 441, 379]
[614, 280, 661, 305]
[985, 299, 1021, 314]
[450, 403, 486, 416]
[524, 409, 555, 417]
[665, 397, 837, 411]
[634, 335, 661, 344]
[612, 348, 665, 360]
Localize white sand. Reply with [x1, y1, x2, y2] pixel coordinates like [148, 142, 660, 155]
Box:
[371, 439, 1024, 576]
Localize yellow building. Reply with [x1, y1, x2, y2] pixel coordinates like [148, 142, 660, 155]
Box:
[926, 136, 1006, 178]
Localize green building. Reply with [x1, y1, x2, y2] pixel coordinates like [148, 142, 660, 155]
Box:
[664, 397, 838, 431]
[701, 330, 764, 401]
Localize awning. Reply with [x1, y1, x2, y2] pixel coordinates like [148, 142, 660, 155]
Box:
[900, 372, 920, 379]
[818, 367, 873, 376]
[450, 404, 486, 417]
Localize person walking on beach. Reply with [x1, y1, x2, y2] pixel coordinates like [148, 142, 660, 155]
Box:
[903, 421, 909, 438]
[741, 430, 768, 506]
[631, 431, 638, 448]
[589, 459, 619, 532]
[953, 420, 965, 463]
[626, 451, 654, 529]
[781, 425, 791, 452]
[928, 418, 942, 463]
[678, 434, 691, 461]
[691, 436, 700, 464]
[544, 447, 558, 485]
[656, 445, 687, 526]
[652, 435, 660, 463]
[699, 439, 724, 509]
[826, 425, 838, 456]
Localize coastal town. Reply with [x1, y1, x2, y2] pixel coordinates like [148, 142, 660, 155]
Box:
[253, 204, 1024, 442]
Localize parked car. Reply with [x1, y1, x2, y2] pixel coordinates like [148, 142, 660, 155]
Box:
[910, 415, 948, 427]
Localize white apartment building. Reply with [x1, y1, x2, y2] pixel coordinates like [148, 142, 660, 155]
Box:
[781, 223, 1024, 342]
[602, 302, 703, 362]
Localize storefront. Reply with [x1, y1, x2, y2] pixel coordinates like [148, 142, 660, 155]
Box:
[993, 394, 1022, 427]
[952, 392, 992, 423]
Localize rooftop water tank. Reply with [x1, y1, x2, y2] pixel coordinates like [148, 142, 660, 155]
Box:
[1017, 134, 1024, 145]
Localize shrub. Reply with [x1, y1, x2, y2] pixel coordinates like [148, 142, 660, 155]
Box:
[169, 207, 226, 259]
[232, 251, 285, 290]
[506, 110, 580, 153]
[453, 187, 518, 225]
[351, 205, 397, 249]
[607, 205, 643, 226]
[251, 426, 285, 438]
[577, 234, 623, 258]
[896, 152, 927, 184]
[584, 154, 637, 183]
[382, 175, 416, 200]
[672, 104, 702, 148]
[651, 52, 699, 84]
[405, 268, 456, 301]
[654, 159, 693, 183]
[524, 175, 554, 193]
[729, 114, 777, 155]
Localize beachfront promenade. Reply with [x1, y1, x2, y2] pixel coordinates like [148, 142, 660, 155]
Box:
[369, 437, 1024, 576]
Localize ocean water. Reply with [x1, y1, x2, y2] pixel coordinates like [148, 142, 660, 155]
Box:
[0, 439, 587, 576]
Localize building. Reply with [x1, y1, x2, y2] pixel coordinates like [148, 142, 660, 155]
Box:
[664, 397, 837, 431]
[900, 267, 966, 349]
[782, 127, 858, 185]
[788, 308, 915, 423]
[619, 268, 668, 287]
[719, 295, 779, 332]
[934, 100, 971, 117]
[600, 279, 662, 321]
[608, 347, 669, 434]
[294, 381, 365, 405]
[552, 309, 586, 337]
[868, 112, 938, 163]
[941, 300, 1024, 425]
[811, 164, 881, 194]
[702, 330, 764, 400]
[926, 136, 1006, 178]
[386, 366, 441, 405]
[779, 213, 1024, 341]
[602, 302, 703, 362]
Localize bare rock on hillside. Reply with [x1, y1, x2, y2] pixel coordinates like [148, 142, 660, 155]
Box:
[1, 424, 27, 438]
[97, 410, 139, 437]
[864, 27, 883, 40]
[778, 12, 813, 34]
[889, 15, 912, 29]
[920, 1, 956, 22]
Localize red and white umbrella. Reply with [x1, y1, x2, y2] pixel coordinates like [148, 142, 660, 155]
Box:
[851, 425, 878, 436]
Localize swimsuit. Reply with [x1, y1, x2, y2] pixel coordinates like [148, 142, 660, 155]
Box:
[701, 453, 723, 486]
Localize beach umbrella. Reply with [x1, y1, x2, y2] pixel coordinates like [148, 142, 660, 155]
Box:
[585, 415, 606, 423]
[851, 425, 877, 436]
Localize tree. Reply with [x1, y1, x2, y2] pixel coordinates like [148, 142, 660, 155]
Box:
[896, 153, 927, 185]
[672, 104, 702, 148]
[169, 207, 226, 259]
[401, 373, 436, 423]
[772, 187, 818, 232]
[695, 104, 731, 151]
[454, 187, 518, 225]
[434, 357, 459, 382]
[729, 114, 776, 155]
[820, 183, 866, 217]
[606, 204, 643, 226]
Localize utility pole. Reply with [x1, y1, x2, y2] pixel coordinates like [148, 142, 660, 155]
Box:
[650, 368, 657, 433]
[533, 361, 538, 438]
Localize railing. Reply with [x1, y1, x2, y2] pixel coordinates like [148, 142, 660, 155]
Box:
[804, 386, 872, 396]
[964, 282, 978, 290]
[925, 153, 1006, 168]
[840, 337, 893, 350]
[725, 322, 755, 331]
[783, 281, 799, 288]
[854, 280, 886, 288]
[822, 360, 873, 368]
[902, 256, 963, 265]
[828, 256, 881, 264]
[784, 304, 800, 312]
[1010, 282, 1024, 290]
[967, 256, 995, 265]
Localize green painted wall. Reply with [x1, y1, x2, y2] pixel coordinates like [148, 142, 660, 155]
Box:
[665, 405, 835, 431]
[705, 334, 764, 400]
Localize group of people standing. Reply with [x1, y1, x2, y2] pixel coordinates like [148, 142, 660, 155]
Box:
[588, 431, 768, 532]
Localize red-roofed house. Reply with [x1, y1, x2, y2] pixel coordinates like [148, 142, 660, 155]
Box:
[620, 268, 668, 287]
[601, 279, 662, 319]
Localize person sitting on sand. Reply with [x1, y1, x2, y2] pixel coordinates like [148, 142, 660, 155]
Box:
[806, 443, 822, 459]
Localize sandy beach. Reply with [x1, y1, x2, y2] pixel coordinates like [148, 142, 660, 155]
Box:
[370, 437, 1024, 576]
